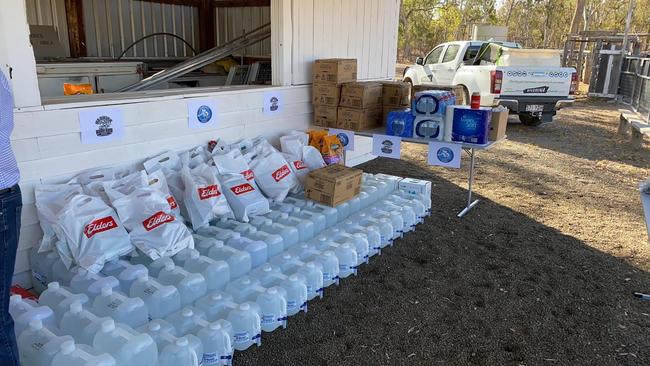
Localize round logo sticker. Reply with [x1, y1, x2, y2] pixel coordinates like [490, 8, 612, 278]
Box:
[337, 133, 349, 147]
[437, 147, 454, 163]
[197, 105, 213, 123]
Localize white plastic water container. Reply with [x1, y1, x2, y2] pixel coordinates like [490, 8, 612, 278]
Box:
[30, 248, 59, 294]
[334, 201, 350, 221]
[116, 264, 148, 294]
[387, 194, 426, 224]
[129, 273, 181, 320]
[311, 250, 340, 287]
[339, 220, 381, 257]
[157, 261, 207, 306]
[197, 321, 233, 366]
[207, 241, 252, 280]
[283, 274, 308, 315]
[147, 256, 175, 277]
[297, 262, 324, 300]
[60, 300, 110, 346]
[160, 337, 200, 366]
[194, 291, 238, 322]
[330, 229, 369, 264]
[372, 173, 403, 192]
[352, 213, 393, 249]
[249, 217, 300, 248]
[226, 234, 268, 268]
[165, 306, 206, 335]
[225, 276, 264, 303]
[231, 224, 285, 258]
[255, 287, 287, 333]
[183, 250, 231, 291]
[283, 197, 338, 228]
[382, 201, 416, 232]
[51, 258, 79, 287]
[9, 295, 57, 337]
[172, 248, 196, 267]
[287, 242, 320, 262]
[369, 205, 404, 239]
[93, 319, 158, 366]
[193, 236, 224, 257]
[52, 340, 116, 366]
[137, 319, 177, 350]
[284, 206, 326, 235]
[361, 185, 380, 204]
[17, 319, 73, 366]
[227, 303, 261, 351]
[265, 211, 314, 242]
[39, 282, 90, 323]
[334, 243, 358, 278]
[100, 259, 130, 278]
[70, 271, 121, 300]
[92, 287, 149, 328]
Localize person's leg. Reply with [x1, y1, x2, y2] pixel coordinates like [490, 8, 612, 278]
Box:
[0, 185, 22, 366]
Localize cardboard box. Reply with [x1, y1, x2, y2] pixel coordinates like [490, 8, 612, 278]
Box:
[313, 59, 357, 84]
[382, 81, 411, 106]
[489, 109, 508, 141]
[314, 105, 338, 127]
[312, 83, 341, 106]
[398, 178, 432, 197]
[305, 165, 362, 206]
[383, 106, 408, 126]
[29, 25, 66, 59]
[337, 107, 382, 131]
[339, 82, 383, 108]
[412, 84, 465, 104]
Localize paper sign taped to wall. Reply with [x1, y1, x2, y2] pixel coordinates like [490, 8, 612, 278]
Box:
[372, 134, 401, 159]
[328, 128, 355, 151]
[263, 91, 283, 116]
[79, 108, 125, 144]
[427, 141, 462, 168]
[187, 99, 218, 129]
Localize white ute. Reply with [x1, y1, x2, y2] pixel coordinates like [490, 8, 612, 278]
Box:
[403, 41, 577, 126]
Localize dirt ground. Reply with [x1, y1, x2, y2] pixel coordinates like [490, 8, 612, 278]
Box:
[237, 96, 650, 365]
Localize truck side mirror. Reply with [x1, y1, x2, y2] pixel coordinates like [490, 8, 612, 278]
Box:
[416, 57, 424, 65]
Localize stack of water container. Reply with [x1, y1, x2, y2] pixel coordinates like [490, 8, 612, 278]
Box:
[16, 173, 431, 366]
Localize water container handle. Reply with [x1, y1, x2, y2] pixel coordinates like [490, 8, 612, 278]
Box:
[190, 346, 199, 366]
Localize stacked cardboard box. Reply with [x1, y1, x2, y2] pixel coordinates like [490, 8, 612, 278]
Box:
[337, 81, 383, 131]
[312, 59, 357, 127]
[305, 164, 362, 206]
[381, 81, 411, 125]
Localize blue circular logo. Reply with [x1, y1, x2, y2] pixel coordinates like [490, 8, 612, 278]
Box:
[437, 147, 454, 163]
[337, 133, 349, 147]
[197, 105, 212, 123]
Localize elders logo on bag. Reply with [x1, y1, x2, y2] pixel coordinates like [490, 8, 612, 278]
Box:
[166, 196, 178, 210]
[293, 160, 307, 170]
[230, 183, 255, 196]
[142, 211, 175, 231]
[241, 169, 255, 181]
[84, 216, 118, 238]
[272, 165, 291, 182]
[198, 185, 221, 200]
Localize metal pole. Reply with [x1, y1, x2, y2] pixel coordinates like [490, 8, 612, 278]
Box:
[614, 0, 635, 99]
[458, 148, 479, 218]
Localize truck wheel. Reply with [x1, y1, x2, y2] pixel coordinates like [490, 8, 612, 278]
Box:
[518, 114, 543, 126]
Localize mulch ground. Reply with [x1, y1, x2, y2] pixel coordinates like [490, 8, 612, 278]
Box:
[237, 97, 650, 365]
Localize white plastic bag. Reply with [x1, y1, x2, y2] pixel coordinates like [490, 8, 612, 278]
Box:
[302, 145, 327, 171]
[282, 153, 309, 188]
[212, 149, 257, 184]
[249, 151, 298, 202]
[34, 184, 84, 252]
[147, 170, 183, 220]
[180, 145, 210, 169]
[73, 168, 117, 204]
[220, 173, 270, 222]
[56, 194, 133, 273]
[143, 151, 182, 174]
[280, 132, 309, 157]
[112, 187, 193, 260]
[103, 171, 149, 203]
[181, 164, 233, 229]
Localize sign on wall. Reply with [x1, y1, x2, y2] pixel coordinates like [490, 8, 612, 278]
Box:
[372, 134, 401, 159]
[328, 128, 355, 151]
[428, 141, 462, 168]
[187, 99, 218, 129]
[263, 91, 283, 116]
[79, 108, 125, 144]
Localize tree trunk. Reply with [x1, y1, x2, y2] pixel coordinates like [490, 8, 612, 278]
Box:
[569, 0, 585, 35]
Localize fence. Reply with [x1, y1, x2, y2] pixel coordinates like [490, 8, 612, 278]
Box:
[620, 56, 650, 119]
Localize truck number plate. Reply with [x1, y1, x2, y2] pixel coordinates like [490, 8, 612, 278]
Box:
[525, 104, 544, 112]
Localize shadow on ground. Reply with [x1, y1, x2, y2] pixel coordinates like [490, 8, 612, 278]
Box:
[236, 157, 650, 366]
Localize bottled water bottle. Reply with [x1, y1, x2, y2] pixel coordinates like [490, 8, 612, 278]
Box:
[255, 287, 287, 332]
[207, 241, 252, 280]
[372, 173, 402, 192]
[311, 250, 340, 287]
[194, 291, 238, 322]
[347, 195, 362, 214]
[382, 201, 416, 232]
[51, 258, 79, 287]
[339, 220, 382, 257]
[334, 200, 350, 221]
[329, 229, 369, 264]
[270, 254, 323, 300]
[39, 282, 90, 322]
[361, 185, 380, 204]
[193, 235, 224, 257]
[225, 276, 264, 303]
[116, 263, 148, 294]
[230, 224, 285, 258]
[249, 267, 307, 316]
[157, 261, 207, 305]
[129, 273, 181, 320]
[93, 319, 158, 366]
[9, 295, 57, 337]
[17, 319, 73, 366]
[29, 249, 59, 294]
[368, 205, 405, 240]
[355, 213, 393, 249]
[60, 300, 110, 346]
[160, 337, 200, 366]
[148, 256, 175, 277]
[227, 303, 261, 351]
[386, 194, 426, 224]
[282, 205, 326, 234]
[225, 234, 268, 268]
[165, 307, 206, 335]
[100, 259, 130, 278]
[137, 319, 177, 351]
[283, 274, 308, 315]
[183, 249, 230, 291]
[52, 340, 117, 366]
[71, 272, 121, 300]
[283, 197, 338, 227]
[265, 211, 314, 242]
[249, 217, 299, 248]
[92, 286, 149, 328]
[197, 321, 233, 366]
[334, 243, 358, 278]
[173, 248, 196, 267]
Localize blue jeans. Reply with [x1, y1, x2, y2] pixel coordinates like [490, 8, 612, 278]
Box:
[0, 185, 22, 366]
